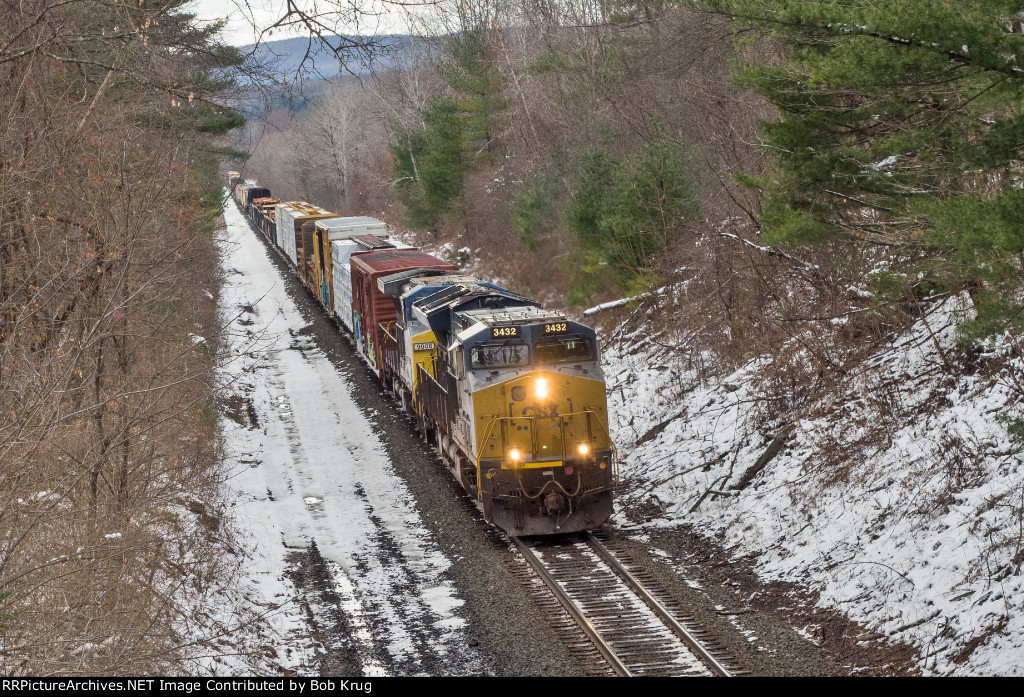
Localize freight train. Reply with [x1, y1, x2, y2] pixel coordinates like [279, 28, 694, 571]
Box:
[227, 172, 617, 535]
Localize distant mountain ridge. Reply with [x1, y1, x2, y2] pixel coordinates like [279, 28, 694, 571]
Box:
[242, 34, 413, 81]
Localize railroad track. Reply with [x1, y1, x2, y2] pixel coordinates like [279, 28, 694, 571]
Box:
[511, 532, 742, 677]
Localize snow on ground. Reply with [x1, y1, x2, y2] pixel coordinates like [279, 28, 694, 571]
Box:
[605, 294, 1024, 675]
[211, 197, 478, 675]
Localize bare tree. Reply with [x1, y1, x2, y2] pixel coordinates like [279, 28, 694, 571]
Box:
[0, 0, 264, 674]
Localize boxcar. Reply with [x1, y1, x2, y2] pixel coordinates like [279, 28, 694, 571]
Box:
[350, 249, 457, 375]
[310, 217, 389, 310]
[332, 234, 395, 334]
[274, 202, 334, 268]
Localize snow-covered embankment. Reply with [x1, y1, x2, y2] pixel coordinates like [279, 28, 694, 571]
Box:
[606, 295, 1024, 675]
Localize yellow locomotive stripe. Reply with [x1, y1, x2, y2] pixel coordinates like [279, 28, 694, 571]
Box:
[519, 460, 563, 469]
[410, 329, 438, 398]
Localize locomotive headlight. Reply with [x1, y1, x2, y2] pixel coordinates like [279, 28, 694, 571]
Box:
[577, 443, 589, 456]
[535, 377, 548, 400]
[508, 448, 521, 462]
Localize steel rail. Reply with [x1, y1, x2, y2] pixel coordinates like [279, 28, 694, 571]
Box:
[511, 536, 633, 677]
[584, 532, 733, 677]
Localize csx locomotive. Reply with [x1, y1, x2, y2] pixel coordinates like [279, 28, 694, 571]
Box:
[228, 173, 617, 535]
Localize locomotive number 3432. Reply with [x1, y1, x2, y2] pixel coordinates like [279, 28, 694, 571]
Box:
[543, 322, 568, 334]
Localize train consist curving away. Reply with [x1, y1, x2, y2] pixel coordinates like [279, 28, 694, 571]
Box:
[227, 172, 618, 536]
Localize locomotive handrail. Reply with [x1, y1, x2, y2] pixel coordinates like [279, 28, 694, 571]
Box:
[586, 410, 621, 483]
[474, 415, 538, 498]
[416, 363, 458, 440]
[379, 321, 401, 379]
[417, 363, 448, 394]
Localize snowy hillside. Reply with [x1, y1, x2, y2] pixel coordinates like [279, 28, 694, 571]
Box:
[605, 293, 1024, 675]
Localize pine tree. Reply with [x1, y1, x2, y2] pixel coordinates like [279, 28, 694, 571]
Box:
[391, 28, 504, 227]
[512, 138, 699, 304]
[708, 0, 1024, 334]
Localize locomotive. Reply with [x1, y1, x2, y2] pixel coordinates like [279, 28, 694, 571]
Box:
[227, 173, 617, 535]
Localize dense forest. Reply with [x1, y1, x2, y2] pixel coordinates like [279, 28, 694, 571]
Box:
[0, 0, 249, 673]
[240, 0, 1024, 391]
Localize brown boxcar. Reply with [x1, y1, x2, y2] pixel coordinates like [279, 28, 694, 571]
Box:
[350, 250, 457, 374]
[275, 202, 335, 270]
[263, 206, 277, 242]
[251, 197, 278, 237]
[299, 219, 320, 288]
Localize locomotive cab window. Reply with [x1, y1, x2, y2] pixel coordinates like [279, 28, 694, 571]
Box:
[535, 336, 595, 365]
[470, 343, 529, 370]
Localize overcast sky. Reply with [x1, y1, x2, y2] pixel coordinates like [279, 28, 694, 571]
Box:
[187, 0, 414, 46]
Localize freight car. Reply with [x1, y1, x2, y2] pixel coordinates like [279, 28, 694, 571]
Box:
[225, 176, 617, 535]
[311, 216, 389, 309]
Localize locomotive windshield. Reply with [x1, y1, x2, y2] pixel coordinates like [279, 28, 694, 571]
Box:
[535, 337, 594, 365]
[471, 342, 529, 369]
